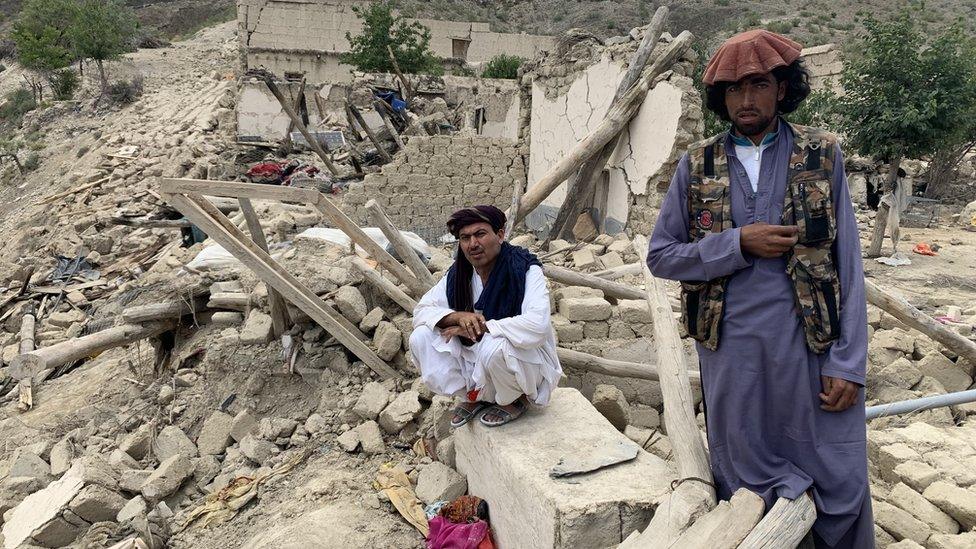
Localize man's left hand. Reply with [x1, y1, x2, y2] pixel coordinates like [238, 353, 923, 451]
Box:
[819, 376, 859, 412]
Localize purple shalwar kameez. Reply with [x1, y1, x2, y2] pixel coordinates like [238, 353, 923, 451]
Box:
[647, 119, 873, 548]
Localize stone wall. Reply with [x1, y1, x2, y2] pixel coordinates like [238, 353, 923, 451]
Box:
[237, 0, 554, 83]
[802, 43, 843, 92]
[340, 135, 524, 238]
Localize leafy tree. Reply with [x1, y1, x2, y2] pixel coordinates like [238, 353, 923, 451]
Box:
[10, 0, 76, 101]
[340, 0, 442, 75]
[835, 13, 976, 255]
[787, 84, 840, 131]
[68, 0, 138, 92]
[481, 54, 524, 79]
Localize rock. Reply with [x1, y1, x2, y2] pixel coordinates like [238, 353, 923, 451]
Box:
[120, 424, 152, 460]
[68, 455, 119, 491]
[157, 384, 175, 405]
[548, 239, 572, 253]
[889, 482, 960, 534]
[353, 382, 392, 421]
[49, 438, 80, 476]
[873, 328, 915, 354]
[211, 311, 244, 326]
[117, 496, 147, 523]
[119, 469, 152, 493]
[334, 285, 368, 324]
[877, 357, 923, 389]
[304, 414, 329, 435]
[359, 307, 384, 334]
[258, 417, 299, 440]
[591, 384, 629, 431]
[617, 299, 652, 324]
[918, 351, 972, 392]
[336, 429, 360, 452]
[509, 234, 536, 248]
[873, 500, 932, 544]
[415, 462, 467, 505]
[887, 541, 925, 549]
[923, 481, 976, 529]
[436, 437, 456, 469]
[7, 448, 51, 482]
[354, 421, 385, 455]
[240, 310, 273, 344]
[629, 405, 660, 430]
[48, 309, 85, 328]
[197, 411, 234, 456]
[598, 251, 625, 269]
[107, 449, 141, 471]
[230, 410, 260, 442]
[378, 391, 422, 433]
[572, 248, 598, 269]
[373, 321, 402, 361]
[915, 375, 948, 396]
[558, 297, 612, 321]
[153, 425, 198, 461]
[68, 484, 127, 523]
[420, 395, 453, 441]
[239, 436, 278, 465]
[927, 531, 976, 549]
[895, 461, 942, 493]
[140, 455, 194, 503]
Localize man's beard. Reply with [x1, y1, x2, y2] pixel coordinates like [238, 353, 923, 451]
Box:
[732, 111, 775, 138]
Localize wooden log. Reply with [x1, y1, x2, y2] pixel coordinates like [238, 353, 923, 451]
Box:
[9, 321, 174, 381]
[16, 306, 37, 411]
[556, 347, 701, 385]
[352, 257, 417, 313]
[549, 7, 668, 240]
[592, 262, 643, 280]
[865, 278, 976, 366]
[163, 178, 318, 204]
[387, 45, 414, 102]
[737, 494, 816, 549]
[365, 199, 436, 291]
[504, 178, 525, 237]
[543, 264, 644, 300]
[40, 177, 110, 204]
[239, 197, 291, 337]
[695, 488, 766, 549]
[106, 216, 192, 229]
[162, 191, 398, 379]
[373, 100, 406, 151]
[207, 292, 252, 312]
[512, 31, 693, 226]
[624, 483, 715, 547]
[308, 192, 427, 297]
[260, 74, 339, 175]
[122, 296, 207, 323]
[282, 77, 307, 147]
[347, 103, 393, 163]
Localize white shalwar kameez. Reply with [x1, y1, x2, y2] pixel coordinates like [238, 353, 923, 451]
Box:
[410, 265, 563, 407]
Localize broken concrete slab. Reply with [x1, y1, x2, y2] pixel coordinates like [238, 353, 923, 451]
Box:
[378, 390, 422, 433]
[230, 410, 260, 442]
[197, 411, 235, 456]
[240, 310, 274, 344]
[68, 484, 127, 523]
[353, 381, 392, 421]
[415, 462, 467, 505]
[454, 388, 674, 549]
[141, 455, 194, 504]
[1, 467, 84, 548]
[153, 425, 198, 462]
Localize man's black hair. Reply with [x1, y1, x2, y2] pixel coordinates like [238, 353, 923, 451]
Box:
[704, 59, 812, 122]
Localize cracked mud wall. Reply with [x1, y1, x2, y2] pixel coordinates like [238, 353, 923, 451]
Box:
[519, 32, 701, 236]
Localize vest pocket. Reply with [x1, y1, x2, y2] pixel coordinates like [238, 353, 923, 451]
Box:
[689, 178, 728, 240]
[787, 254, 840, 353]
[680, 279, 726, 351]
[791, 174, 834, 245]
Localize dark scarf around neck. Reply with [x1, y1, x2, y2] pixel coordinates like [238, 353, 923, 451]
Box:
[445, 242, 541, 322]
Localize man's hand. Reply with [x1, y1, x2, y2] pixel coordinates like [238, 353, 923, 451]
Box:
[740, 222, 799, 258]
[440, 325, 464, 342]
[439, 311, 488, 340]
[819, 375, 859, 412]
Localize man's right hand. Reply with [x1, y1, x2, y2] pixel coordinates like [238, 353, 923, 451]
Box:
[438, 311, 488, 340]
[740, 222, 799, 258]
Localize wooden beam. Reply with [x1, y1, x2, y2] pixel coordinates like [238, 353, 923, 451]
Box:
[347, 103, 393, 163]
[387, 44, 414, 102]
[308, 192, 427, 297]
[549, 7, 668, 240]
[556, 347, 701, 385]
[365, 199, 436, 291]
[352, 257, 417, 313]
[543, 264, 644, 301]
[738, 494, 816, 549]
[592, 262, 643, 280]
[512, 31, 693, 226]
[239, 198, 291, 337]
[162, 192, 398, 379]
[207, 292, 251, 312]
[282, 76, 307, 147]
[106, 216, 192, 229]
[16, 305, 36, 411]
[9, 321, 174, 381]
[260, 73, 339, 175]
[692, 488, 766, 549]
[160, 178, 318, 204]
[504, 177, 524, 237]
[373, 100, 406, 151]
[865, 278, 976, 367]
[122, 297, 207, 323]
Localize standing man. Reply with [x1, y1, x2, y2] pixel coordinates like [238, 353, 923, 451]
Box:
[411, 205, 562, 428]
[647, 30, 872, 547]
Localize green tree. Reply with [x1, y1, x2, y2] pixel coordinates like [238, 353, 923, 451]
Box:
[340, 0, 442, 75]
[787, 84, 840, 131]
[836, 13, 976, 255]
[68, 0, 138, 92]
[481, 54, 524, 79]
[10, 0, 76, 101]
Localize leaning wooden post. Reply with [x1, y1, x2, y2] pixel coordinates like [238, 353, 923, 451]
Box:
[351, 257, 418, 313]
[365, 199, 436, 291]
[373, 100, 406, 151]
[512, 31, 693, 227]
[864, 278, 976, 366]
[556, 347, 702, 385]
[16, 304, 36, 411]
[737, 493, 817, 549]
[549, 7, 669, 240]
[627, 235, 715, 545]
[282, 77, 307, 149]
[260, 73, 340, 175]
[347, 103, 394, 163]
[239, 198, 291, 337]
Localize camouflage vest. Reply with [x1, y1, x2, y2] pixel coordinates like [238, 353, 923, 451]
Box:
[680, 122, 841, 353]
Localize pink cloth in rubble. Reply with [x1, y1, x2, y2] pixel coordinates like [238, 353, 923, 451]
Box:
[426, 516, 490, 549]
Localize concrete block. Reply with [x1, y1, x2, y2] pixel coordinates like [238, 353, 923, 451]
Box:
[927, 531, 976, 549]
[378, 391, 422, 433]
[572, 248, 598, 270]
[923, 481, 976, 529]
[197, 411, 234, 456]
[889, 482, 959, 534]
[141, 454, 193, 504]
[617, 299, 651, 324]
[559, 297, 611, 321]
[918, 351, 972, 392]
[887, 540, 924, 549]
[552, 286, 604, 302]
[878, 443, 922, 483]
[873, 328, 915, 354]
[873, 500, 931, 544]
[591, 384, 629, 431]
[1, 468, 84, 548]
[211, 311, 244, 326]
[353, 381, 392, 421]
[454, 388, 674, 549]
[598, 251, 625, 269]
[334, 285, 368, 324]
[153, 425, 198, 462]
[877, 357, 923, 390]
[551, 315, 583, 344]
[415, 462, 467, 505]
[373, 321, 402, 361]
[231, 410, 260, 442]
[68, 484, 127, 523]
[240, 310, 273, 345]
[895, 460, 942, 493]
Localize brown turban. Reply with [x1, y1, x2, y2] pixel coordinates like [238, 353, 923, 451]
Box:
[446, 205, 506, 238]
[703, 30, 803, 85]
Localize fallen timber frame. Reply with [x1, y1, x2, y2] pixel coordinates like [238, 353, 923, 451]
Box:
[160, 178, 407, 380]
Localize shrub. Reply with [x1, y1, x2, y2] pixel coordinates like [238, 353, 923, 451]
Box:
[481, 54, 524, 79]
[107, 75, 143, 104]
[766, 20, 793, 34]
[0, 88, 38, 123]
[50, 68, 79, 100]
[22, 152, 39, 171]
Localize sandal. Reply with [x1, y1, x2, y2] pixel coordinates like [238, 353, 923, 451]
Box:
[450, 401, 489, 428]
[480, 399, 527, 427]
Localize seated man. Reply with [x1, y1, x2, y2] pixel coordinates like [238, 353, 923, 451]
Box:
[410, 205, 562, 428]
